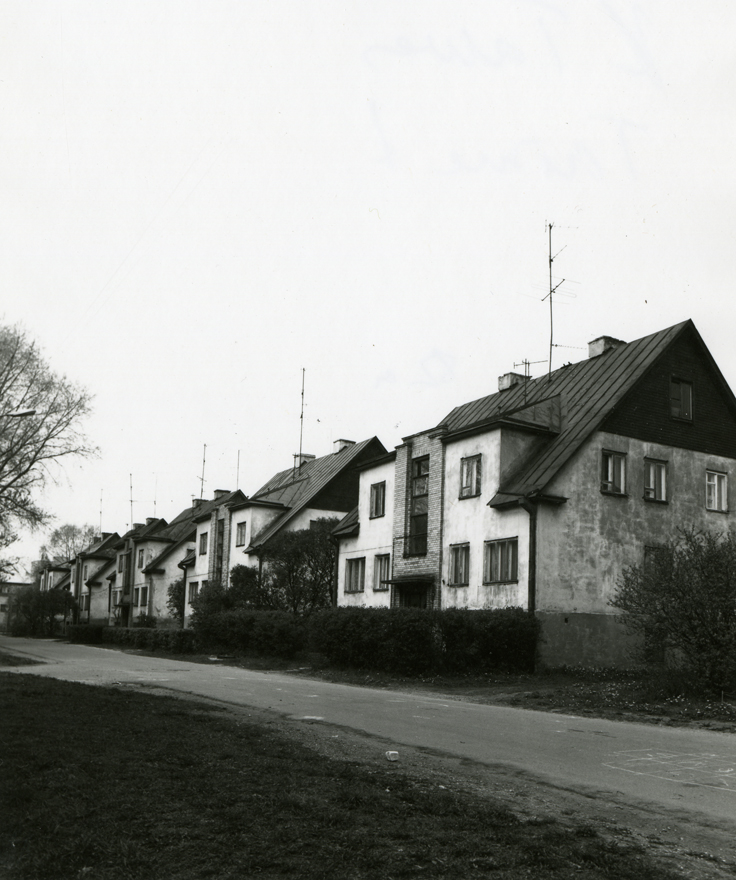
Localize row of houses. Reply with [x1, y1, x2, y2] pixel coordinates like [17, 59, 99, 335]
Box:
[39, 437, 387, 628]
[38, 319, 736, 667]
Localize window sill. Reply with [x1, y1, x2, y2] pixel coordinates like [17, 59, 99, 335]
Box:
[706, 507, 729, 514]
[483, 580, 519, 586]
[643, 497, 668, 505]
[458, 493, 481, 500]
[344, 590, 365, 594]
[372, 587, 389, 592]
[368, 514, 385, 520]
[600, 490, 627, 498]
[448, 583, 469, 588]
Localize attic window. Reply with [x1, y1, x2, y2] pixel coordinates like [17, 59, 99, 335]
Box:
[670, 378, 692, 421]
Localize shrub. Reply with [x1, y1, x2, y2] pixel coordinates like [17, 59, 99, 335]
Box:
[98, 626, 197, 654]
[67, 624, 105, 644]
[612, 528, 736, 692]
[191, 609, 307, 658]
[438, 608, 539, 673]
[309, 608, 538, 675]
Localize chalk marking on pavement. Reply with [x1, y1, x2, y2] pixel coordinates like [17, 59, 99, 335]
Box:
[604, 749, 736, 792]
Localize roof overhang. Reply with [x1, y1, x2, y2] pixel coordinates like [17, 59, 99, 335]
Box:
[488, 491, 568, 509]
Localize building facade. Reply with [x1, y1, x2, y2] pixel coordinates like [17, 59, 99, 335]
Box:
[334, 320, 736, 667]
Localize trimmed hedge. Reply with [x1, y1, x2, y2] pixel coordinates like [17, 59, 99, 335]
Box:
[100, 627, 197, 654]
[66, 625, 197, 654]
[67, 624, 105, 644]
[310, 607, 539, 675]
[191, 609, 307, 659]
[65, 608, 539, 675]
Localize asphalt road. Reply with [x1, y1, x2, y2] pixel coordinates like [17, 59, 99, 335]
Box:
[3, 636, 736, 830]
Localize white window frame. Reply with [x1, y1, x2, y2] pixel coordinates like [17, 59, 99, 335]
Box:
[484, 538, 518, 584]
[188, 582, 199, 603]
[449, 544, 470, 586]
[644, 459, 667, 502]
[235, 521, 247, 547]
[345, 557, 365, 593]
[138, 549, 144, 569]
[459, 455, 482, 499]
[706, 470, 728, 512]
[601, 450, 626, 495]
[370, 482, 386, 518]
[140, 586, 148, 607]
[373, 554, 390, 591]
[199, 532, 208, 555]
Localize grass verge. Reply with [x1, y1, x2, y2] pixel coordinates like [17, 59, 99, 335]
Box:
[0, 671, 689, 880]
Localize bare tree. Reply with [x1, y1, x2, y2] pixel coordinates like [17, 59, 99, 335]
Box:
[612, 528, 736, 692]
[40, 523, 98, 562]
[0, 325, 96, 559]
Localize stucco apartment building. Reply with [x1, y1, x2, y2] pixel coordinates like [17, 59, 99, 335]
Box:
[335, 320, 736, 667]
[181, 437, 387, 623]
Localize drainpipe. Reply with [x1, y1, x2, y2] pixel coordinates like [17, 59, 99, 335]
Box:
[519, 497, 537, 616]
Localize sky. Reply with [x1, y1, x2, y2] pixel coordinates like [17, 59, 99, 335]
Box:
[3, 1, 736, 573]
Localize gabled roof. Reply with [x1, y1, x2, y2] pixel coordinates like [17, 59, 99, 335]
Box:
[247, 437, 387, 549]
[436, 320, 703, 505]
[54, 570, 71, 590]
[143, 490, 246, 573]
[333, 506, 359, 539]
[78, 532, 120, 561]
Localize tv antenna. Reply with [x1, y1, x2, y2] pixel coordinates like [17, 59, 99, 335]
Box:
[129, 475, 134, 528]
[542, 222, 567, 377]
[294, 368, 306, 476]
[198, 444, 207, 499]
[513, 358, 546, 402]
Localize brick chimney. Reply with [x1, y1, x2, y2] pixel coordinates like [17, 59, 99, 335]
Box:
[333, 439, 355, 454]
[293, 453, 316, 468]
[213, 489, 230, 500]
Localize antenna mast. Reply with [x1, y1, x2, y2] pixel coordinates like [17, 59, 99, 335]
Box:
[199, 444, 207, 499]
[236, 449, 240, 490]
[99, 489, 103, 535]
[299, 368, 305, 463]
[293, 368, 305, 475]
[129, 475, 134, 528]
[543, 222, 566, 377]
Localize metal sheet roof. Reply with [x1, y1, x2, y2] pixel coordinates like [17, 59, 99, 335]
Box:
[249, 437, 386, 548]
[438, 320, 693, 503]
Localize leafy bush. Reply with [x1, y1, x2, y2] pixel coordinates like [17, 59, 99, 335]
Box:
[612, 528, 736, 692]
[8, 586, 76, 637]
